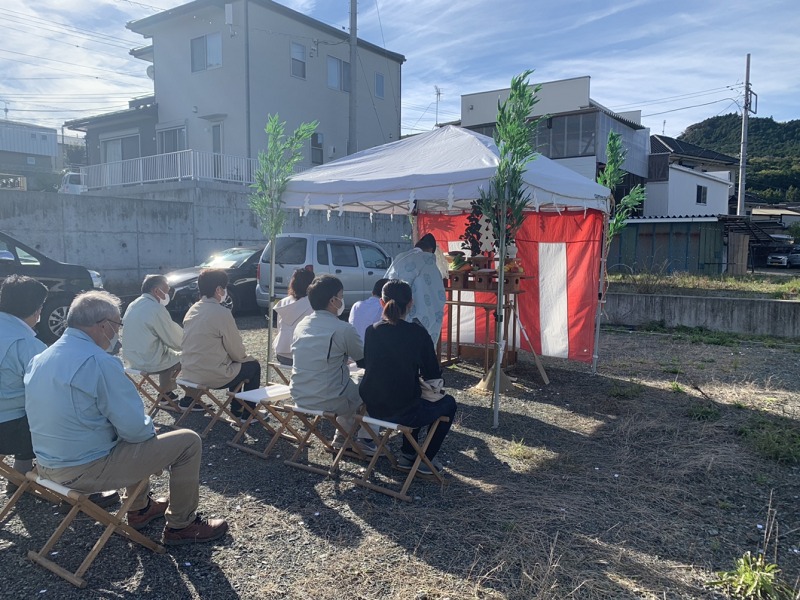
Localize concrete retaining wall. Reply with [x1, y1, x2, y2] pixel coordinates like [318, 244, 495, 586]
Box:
[0, 182, 411, 293]
[603, 292, 800, 339]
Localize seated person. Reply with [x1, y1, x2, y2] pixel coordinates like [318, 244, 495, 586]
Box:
[123, 274, 184, 408]
[348, 278, 389, 343]
[272, 268, 315, 366]
[24, 290, 227, 545]
[181, 268, 261, 420]
[290, 275, 375, 455]
[359, 280, 457, 473]
[0, 275, 48, 487]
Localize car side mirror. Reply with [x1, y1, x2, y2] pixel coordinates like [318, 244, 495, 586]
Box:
[0, 250, 14, 263]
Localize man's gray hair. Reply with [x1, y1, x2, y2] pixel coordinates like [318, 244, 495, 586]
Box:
[142, 274, 167, 294]
[66, 290, 122, 328]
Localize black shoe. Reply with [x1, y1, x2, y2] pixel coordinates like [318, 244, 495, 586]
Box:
[58, 490, 121, 513]
[178, 397, 206, 412]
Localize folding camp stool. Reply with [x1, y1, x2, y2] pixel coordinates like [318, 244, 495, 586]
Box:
[125, 368, 181, 417]
[282, 405, 371, 477]
[353, 415, 450, 502]
[0, 456, 61, 523]
[173, 378, 246, 438]
[267, 362, 291, 385]
[26, 473, 165, 588]
[226, 384, 300, 459]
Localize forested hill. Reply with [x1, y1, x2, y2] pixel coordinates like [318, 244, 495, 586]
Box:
[678, 114, 800, 203]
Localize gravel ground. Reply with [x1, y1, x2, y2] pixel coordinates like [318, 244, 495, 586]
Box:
[2, 315, 799, 599]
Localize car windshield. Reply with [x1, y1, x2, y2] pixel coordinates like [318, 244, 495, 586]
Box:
[200, 248, 255, 269]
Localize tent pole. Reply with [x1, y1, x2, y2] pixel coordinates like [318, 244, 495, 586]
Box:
[591, 212, 610, 375]
[492, 181, 510, 428]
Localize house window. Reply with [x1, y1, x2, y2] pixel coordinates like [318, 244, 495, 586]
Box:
[311, 132, 324, 165]
[291, 42, 306, 79]
[157, 127, 187, 154]
[375, 72, 384, 98]
[696, 185, 708, 205]
[191, 32, 222, 72]
[101, 135, 140, 163]
[327, 56, 350, 92]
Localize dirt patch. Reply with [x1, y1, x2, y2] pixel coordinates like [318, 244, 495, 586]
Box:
[2, 319, 799, 599]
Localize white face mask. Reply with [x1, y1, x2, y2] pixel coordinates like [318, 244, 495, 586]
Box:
[106, 333, 120, 354]
[157, 288, 170, 307]
[334, 295, 345, 316]
[219, 289, 228, 306]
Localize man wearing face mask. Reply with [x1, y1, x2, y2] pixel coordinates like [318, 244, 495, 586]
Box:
[181, 269, 261, 421]
[122, 275, 185, 409]
[24, 290, 228, 544]
[290, 275, 376, 456]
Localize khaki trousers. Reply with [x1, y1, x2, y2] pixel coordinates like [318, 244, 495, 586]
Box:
[38, 429, 202, 529]
[154, 361, 181, 394]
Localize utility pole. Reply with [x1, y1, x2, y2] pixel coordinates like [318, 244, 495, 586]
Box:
[737, 54, 757, 216]
[347, 0, 358, 155]
[434, 85, 442, 127]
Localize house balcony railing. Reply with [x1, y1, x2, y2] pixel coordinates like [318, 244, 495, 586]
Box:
[80, 150, 260, 190]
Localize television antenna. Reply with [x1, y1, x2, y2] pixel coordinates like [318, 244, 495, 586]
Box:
[434, 85, 442, 127]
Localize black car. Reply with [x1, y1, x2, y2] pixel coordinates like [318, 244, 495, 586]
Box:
[0, 230, 104, 344]
[165, 246, 264, 317]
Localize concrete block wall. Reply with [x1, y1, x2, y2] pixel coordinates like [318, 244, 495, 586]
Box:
[603, 293, 800, 339]
[0, 182, 412, 294]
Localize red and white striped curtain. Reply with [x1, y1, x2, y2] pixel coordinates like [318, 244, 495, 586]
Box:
[418, 209, 604, 364]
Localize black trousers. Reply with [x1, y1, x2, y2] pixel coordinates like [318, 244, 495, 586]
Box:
[221, 360, 261, 417]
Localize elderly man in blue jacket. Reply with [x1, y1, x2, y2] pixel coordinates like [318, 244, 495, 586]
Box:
[24, 290, 228, 546]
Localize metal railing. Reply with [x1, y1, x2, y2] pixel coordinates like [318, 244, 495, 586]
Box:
[80, 150, 259, 190]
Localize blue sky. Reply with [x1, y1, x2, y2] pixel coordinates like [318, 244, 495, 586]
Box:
[1, 0, 798, 141]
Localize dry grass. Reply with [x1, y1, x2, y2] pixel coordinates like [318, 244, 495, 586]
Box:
[2, 321, 799, 599]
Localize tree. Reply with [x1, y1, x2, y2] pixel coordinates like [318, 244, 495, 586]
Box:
[250, 114, 317, 363]
[598, 131, 646, 252]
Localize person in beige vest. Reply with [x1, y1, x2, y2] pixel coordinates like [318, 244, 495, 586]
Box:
[181, 269, 261, 420]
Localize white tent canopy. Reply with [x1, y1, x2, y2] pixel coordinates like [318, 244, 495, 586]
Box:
[282, 125, 610, 215]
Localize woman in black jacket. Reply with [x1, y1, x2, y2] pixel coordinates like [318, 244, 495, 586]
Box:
[359, 279, 457, 472]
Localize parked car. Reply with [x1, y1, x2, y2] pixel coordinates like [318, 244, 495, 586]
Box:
[164, 246, 263, 317]
[766, 252, 789, 267]
[0, 230, 103, 343]
[255, 234, 392, 310]
[765, 245, 800, 268]
[57, 172, 87, 194]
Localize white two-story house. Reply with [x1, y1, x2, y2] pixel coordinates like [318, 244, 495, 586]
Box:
[646, 134, 737, 217]
[460, 76, 650, 203]
[66, 0, 405, 188]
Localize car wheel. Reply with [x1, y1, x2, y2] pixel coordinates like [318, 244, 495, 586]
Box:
[37, 296, 71, 344]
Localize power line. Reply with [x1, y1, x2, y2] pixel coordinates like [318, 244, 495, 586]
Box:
[611, 84, 744, 110]
[642, 98, 742, 118]
[0, 49, 147, 78]
[0, 7, 142, 48]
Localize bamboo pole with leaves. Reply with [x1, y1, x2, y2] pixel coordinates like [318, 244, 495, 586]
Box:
[591, 131, 645, 373]
[250, 114, 317, 365]
[476, 70, 541, 427]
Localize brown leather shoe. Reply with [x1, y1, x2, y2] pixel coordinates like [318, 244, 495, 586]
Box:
[163, 515, 229, 546]
[127, 494, 169, 530]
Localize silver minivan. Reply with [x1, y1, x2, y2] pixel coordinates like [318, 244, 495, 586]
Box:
[255, 233, 392, 309]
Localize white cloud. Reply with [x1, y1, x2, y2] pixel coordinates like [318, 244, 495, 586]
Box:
[1, 0, 797, 140]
